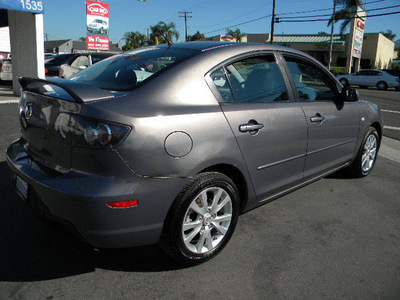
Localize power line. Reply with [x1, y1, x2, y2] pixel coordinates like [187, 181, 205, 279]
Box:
[202, 0, 389, 35]
[203, 1, 396, 35]
[204, 14, 271, 35]
[276, 0, 386, 16]
[278, 4, 400, 19]
[278, 10, 400, 23]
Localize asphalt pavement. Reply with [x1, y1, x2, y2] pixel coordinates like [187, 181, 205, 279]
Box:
[0, 85, 399, 299]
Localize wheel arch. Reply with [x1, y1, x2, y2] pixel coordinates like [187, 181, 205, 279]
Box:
[200, 164, 249, 213]
[370, 121, 382, 149]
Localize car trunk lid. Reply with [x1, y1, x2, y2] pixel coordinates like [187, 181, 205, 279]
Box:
[18, 77, 120, 172]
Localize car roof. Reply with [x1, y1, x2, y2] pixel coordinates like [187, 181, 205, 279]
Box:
[156, 41, 300, 53]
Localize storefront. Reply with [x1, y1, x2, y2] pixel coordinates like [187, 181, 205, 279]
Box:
[0, 0, 45, 95]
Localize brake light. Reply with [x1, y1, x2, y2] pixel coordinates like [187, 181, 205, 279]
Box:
[106, 200, 139, 208]
[45, 68, 48, 74]
[54, 114, 131, 148]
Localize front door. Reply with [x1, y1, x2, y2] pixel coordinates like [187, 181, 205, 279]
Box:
[282, 55, 359, 179]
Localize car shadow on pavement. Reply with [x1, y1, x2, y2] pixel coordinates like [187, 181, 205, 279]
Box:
[0, 161, 184, 282]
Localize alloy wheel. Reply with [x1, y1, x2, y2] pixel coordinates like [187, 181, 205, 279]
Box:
[362, 134, 377, 173]
[181, 187, 233, 254]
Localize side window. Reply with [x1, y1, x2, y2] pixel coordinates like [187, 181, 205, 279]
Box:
[284, 56, 337, 102]
[210, 68, 234, 103]
[226, 55, 288, 103]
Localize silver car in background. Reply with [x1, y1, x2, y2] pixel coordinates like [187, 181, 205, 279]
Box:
[7, 42, 382, 265]
[337, 69, 400, 90]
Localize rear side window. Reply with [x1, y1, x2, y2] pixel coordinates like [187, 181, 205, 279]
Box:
[70, 47, 199, 91]
[211, 55, 289, 103]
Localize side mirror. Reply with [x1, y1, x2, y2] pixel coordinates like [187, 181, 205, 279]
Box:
[340, 87, 359, 102]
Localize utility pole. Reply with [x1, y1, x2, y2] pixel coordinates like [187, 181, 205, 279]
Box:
[270, 0, 276, 44]
[179, 11, 192, 42]
[328, 0, 337, 70]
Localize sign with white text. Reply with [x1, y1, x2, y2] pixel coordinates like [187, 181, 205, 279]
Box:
[0, 0, 44, 13]
[86, 0, 109, 51]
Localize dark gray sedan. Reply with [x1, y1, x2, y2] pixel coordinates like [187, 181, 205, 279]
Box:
[7, 42, 382, 265]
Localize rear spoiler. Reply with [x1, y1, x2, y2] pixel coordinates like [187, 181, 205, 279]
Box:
[19, 76, 118, 103]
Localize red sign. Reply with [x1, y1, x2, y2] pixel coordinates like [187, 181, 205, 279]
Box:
[86, 1, 109, 51]
[87, 35, 110, 51]
[357, 20, 365, 30]
[86, 1, 109, 17]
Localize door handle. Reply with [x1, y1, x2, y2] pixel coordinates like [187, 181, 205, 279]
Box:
[239, 120, 264, 134]
[310, 113, 325, 123]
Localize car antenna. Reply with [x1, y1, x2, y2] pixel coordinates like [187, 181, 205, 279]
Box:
[155, 27, 173, 47]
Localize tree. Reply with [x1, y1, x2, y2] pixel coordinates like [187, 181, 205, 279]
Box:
[149, 21, 179, 45]
[188, 31, 205, 42]
[79, 37, 87, 41]
[122, 31, 147, 51]
[380, 29, 396, 41]
[328, 0, 363, 35]
[318, 31, 329, 35]
[226, 28, 246, 42]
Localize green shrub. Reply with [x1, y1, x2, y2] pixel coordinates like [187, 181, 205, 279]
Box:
[330, 67, 346, 75]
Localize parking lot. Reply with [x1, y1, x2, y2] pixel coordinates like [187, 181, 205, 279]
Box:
[0, 87, 399, 299]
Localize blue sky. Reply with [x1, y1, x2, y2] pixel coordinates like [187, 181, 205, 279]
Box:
[44, 0, 400, 44]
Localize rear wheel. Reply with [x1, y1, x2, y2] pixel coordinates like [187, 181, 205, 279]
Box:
[347, 127, 379, 177]
[377, 81, 388, 90]
[159, 172, 239, 265]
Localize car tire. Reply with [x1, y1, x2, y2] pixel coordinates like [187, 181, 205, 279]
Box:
[339, 78, 349, 87]
[347, 127, 379, 178]
[377, 81, 388, 90]
[159, 172, 240, 265]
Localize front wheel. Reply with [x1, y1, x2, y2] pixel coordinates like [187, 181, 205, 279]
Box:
[347, 127, 379, 177]
[377, 81, 388, 90]
[159, 172, 239, 265]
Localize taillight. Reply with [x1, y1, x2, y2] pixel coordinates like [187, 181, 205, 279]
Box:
[45, 68, 48, 74]
[54, 114, 131, 148]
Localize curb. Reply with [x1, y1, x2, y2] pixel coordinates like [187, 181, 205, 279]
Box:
[379, 137, 400, 164]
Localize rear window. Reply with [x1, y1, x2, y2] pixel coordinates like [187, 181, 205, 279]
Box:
[46, 54, 73, 64]
[69, 46, 199, 91]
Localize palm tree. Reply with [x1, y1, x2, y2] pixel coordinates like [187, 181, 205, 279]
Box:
[380, 29, 396, 41]
[122, 31, 147, 51]
[328, 0, 363, 35]
[226, 28, 245, 42]
[149, 21, 180, 45]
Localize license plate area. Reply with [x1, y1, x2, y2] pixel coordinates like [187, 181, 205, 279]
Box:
[16, 176, 28, 201]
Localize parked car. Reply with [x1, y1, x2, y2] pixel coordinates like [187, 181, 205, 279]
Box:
[337, 69, 400, 90]
[0, 58, 12, 84]
[381, 69, 400, 90]
[7, 42, 382, 265]
[87, 18, 109, 34]
[45, 53, 114, 77]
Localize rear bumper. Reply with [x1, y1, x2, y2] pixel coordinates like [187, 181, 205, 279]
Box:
[6, 139, 188, 249]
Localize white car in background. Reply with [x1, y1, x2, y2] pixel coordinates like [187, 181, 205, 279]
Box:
[0, 58, 12, 83]
[87, 18, 109, 35]
[337, 69, 400, 90]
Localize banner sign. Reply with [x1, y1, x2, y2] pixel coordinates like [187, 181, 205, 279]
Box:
[86, 0, 109, 51]
[0, 0, 44, 14]
[353, 28, 364, 59]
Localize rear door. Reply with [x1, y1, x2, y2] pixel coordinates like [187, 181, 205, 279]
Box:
[209, 53, 308, 201]
[282, 54, 359, 179]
